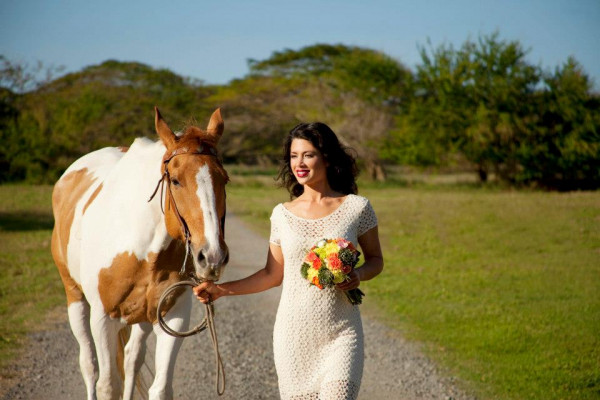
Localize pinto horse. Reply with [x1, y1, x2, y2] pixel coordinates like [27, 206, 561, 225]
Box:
[51, 108, 229, 400]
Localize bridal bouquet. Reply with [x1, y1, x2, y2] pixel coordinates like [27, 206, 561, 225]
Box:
[300, 238, 365, 305]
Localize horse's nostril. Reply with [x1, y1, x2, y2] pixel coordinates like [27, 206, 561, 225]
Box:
[198, 251, 205, 263]
[223, 251, 229, 265]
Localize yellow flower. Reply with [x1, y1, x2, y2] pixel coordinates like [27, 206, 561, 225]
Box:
[332, 269, 346, 284]
[324, 242, 340, 256]
[307, 267, 319, 283]
[314, 246, 327, 259]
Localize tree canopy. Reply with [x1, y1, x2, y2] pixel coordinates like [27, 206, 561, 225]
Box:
[388, 33, 599, 189]
[1, 34, 599, 189]
[0, 60, 215, 182]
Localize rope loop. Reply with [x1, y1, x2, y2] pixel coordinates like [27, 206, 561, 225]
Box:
[157, 281, 207, 337]
[157, 280, 226, 395]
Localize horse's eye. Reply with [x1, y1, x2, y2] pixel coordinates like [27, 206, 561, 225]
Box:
[171, 178, 181, 186]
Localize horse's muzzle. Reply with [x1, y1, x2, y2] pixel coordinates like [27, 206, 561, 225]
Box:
[194, 247, 229, 281]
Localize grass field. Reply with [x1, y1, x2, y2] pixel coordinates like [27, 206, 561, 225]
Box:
[1, 180, 599, 399]
[226, 177, 600, 400]
[0, 184, 64, 368]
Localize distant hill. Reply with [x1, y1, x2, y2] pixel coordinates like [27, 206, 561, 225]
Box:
[0, 60, 216, 182]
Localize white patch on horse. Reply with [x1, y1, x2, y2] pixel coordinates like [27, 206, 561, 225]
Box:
[79, 139, 168, 305]
[195, 164, 221, 264]
[64, 147, 125, 284]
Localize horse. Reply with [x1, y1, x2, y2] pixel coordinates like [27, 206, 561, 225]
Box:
[51, 107, 229, 400]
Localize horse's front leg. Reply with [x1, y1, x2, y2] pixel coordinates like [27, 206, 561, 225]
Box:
[123, 322, 153, 400]
[90, 307, 124, 400]
[149, 289, 191, 400]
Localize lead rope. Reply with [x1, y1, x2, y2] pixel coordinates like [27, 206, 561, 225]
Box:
[181, 231, 191, 275]
[156, 280, 226, 396]
[206, 297, 226, 396]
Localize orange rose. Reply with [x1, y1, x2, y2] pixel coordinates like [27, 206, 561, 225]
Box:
[312, 276, 323, 289]
[327, 253, 342, 270]
[312, 257, 322, 270]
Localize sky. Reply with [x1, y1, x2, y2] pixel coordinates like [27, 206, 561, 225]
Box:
[1, 0, 599, 88]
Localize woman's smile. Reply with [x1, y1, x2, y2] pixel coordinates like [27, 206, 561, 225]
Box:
[295, 169, 309, 178]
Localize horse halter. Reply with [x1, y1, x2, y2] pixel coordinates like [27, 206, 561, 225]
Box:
[148, 142, 227, 277]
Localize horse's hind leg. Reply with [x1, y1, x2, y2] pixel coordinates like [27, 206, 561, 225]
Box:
[68, 299, 98, 400]
[53, 227, 98, 398]
[123, 322, 152, 400]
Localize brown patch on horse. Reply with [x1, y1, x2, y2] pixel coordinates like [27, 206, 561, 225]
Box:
[83, 183, 103, 215]
[98, 240, 190, 324]
[51, 168, 97, 305]
[118, 146, 129, 153]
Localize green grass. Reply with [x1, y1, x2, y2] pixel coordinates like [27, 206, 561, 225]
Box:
[0, 184, 65, 369]
[226, 177, 600, 400]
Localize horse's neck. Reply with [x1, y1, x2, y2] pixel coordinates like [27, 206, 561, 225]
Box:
[108, 137, 164, 191]
[103, 138, 170, 244]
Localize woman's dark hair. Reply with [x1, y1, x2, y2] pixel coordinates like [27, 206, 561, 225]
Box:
[277, 122, 359, 198]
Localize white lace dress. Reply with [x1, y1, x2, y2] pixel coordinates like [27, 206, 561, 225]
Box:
[269, 194, 378, 400]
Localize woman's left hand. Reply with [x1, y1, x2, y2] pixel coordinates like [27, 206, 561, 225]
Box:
[336, 269, 361, 291]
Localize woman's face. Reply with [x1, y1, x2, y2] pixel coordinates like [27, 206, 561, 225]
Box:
[290, 138, 328, 186]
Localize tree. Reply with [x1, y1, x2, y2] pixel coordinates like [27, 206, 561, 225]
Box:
[206, 75, 304, 165]
[1, 59, 213, 182]
[249, 43, 412, 107]
[518, 58, 600, 189]
[246, 44, 413, 180]
[390, 33, 599, 189]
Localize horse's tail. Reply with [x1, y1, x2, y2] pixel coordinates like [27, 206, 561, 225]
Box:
[117, 326, 153, 400]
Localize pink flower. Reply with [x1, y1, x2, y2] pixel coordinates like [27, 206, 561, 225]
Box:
[337, 239, 349, 248]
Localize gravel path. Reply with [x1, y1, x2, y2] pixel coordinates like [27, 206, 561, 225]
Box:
[1, 214, 473, 400]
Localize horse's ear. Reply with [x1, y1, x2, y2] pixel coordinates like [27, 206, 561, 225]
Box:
[206, 108, 224, 143]
[155, 107, 176, 148]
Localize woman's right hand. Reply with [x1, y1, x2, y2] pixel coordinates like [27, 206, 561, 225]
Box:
[193, 281, 223, 304]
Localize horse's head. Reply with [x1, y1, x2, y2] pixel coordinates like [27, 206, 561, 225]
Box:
[155, 107, 229, 281]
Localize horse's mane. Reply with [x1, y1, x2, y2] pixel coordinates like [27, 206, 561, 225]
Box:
[175, 125, 229, 183]
[180, 126, 219, 147]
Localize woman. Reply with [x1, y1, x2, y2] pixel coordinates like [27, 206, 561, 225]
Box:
[194, 122, 384, 399]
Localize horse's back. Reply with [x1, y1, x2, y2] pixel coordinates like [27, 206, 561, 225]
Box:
[52, 146, 127, 300]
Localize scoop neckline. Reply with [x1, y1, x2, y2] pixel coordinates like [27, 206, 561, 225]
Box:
[280, 194, 352, 221]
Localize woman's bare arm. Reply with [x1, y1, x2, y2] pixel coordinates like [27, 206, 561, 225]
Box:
[193, 243, 284, 303]
[336, 226, 384, 291]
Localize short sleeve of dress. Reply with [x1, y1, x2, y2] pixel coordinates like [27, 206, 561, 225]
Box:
[269, 205, 281, 246]
[357, 199, 378, 237]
